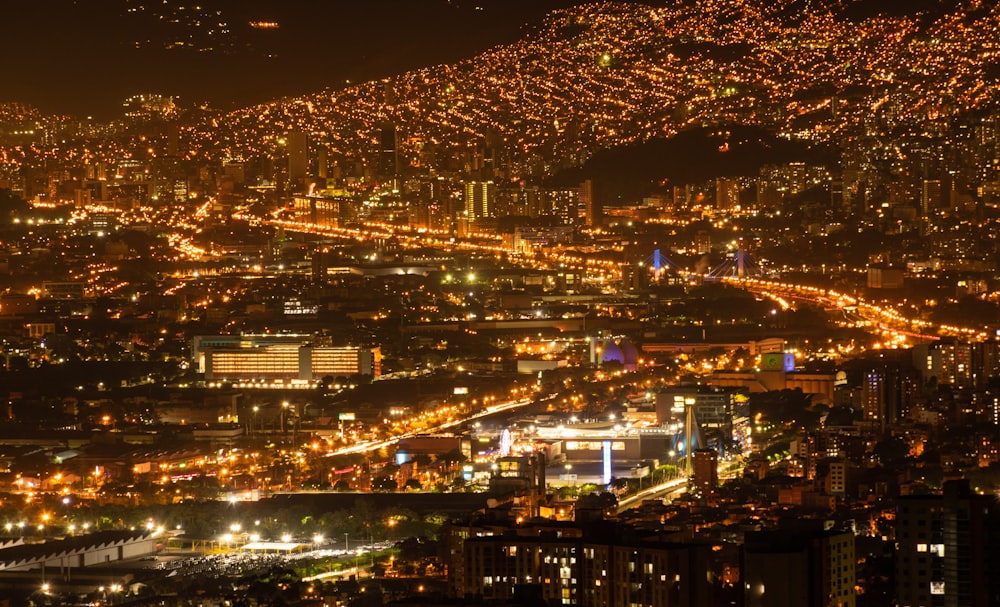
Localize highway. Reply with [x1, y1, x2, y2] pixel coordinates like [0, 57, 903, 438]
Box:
[323, 395, 546, 458]
[616, 477, 688, 513]
[717, 276, 977, 343]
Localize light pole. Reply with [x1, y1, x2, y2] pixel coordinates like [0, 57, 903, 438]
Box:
[281, 401, 290, 435]
[344, 532, 349, 552]
[252, 406, 259, 440]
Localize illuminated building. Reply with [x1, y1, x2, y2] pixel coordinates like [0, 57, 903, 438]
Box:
[290, 191, 356, 228]
[579, 179, 599, 226]
[915, 340, 974, 389]
[505, 225, 574, 254]
[528, 420, 675, 485]
[465, 180, 496, 222]
[715, 177, 740, 210]
[456, 522, 715, 606]
[921, 179, 943, 216]
[193, 334, 381, 384]
[654, 387, 750, 457]
[592, 336, 640, 371]
[87, 213, 116, 235]
[692, 448, 717, 496]
[895, 479, 1000, 607]
[0, 530, 157, 572]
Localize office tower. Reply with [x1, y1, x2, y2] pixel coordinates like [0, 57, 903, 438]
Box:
[895, 479, 1000, 607]
[744, 529, 856, 607]
[693, 448, 718, 495]
[921, 179, 943, 216]
[378, 124, 398, 180]
[465, 180, 496, 222]
[862, 368, 890, 433]
[287, 130, 308, 189]
[311, 247, 328, 284]
[579, 179, 600, 226]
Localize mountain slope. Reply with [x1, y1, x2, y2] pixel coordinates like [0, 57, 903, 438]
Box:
[184, 0, 998, 181]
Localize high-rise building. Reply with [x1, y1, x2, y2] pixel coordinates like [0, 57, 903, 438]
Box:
[915, 339, 974, 389]
[715, 177, 740, 210]
[895, 479, 1000, 607]
[921, 179, 943, 216]
[465, 180, 496, 222]
[378, 124, 398, 180]
[744, 529, 856, 607]
[692, 448, 718, 495]
[971, 340, 1000, 390]
[287, 130, 308, 189]
[579, 179, 600, 226]
[862, 368, 889, 432]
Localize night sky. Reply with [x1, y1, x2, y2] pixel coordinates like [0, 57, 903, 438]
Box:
[1, 0, 584, 118]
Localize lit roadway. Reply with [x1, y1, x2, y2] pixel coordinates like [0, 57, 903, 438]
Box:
[718, 276, 989, 343]
[616, 477, 688, 513]
[323, 396, 546, 458]
[270, 218, 622, 281]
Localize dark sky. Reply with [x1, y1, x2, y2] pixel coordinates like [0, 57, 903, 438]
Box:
[0, 0, 584, 118]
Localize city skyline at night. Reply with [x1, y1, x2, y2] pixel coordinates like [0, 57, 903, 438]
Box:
[2, 1, 1000, 606]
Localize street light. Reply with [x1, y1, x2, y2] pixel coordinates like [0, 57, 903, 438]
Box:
[281, 402, 290, 434]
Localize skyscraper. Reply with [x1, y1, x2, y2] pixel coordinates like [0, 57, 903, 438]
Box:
[895, 479, 1000, 607]
[693, 448, 718, 496]
[465, 180, 496, 222]
[287, 130, 308, 190]
[579, 179, 600, 226]
[378, 124, 399, 181]
[744, 528, 856, 607]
